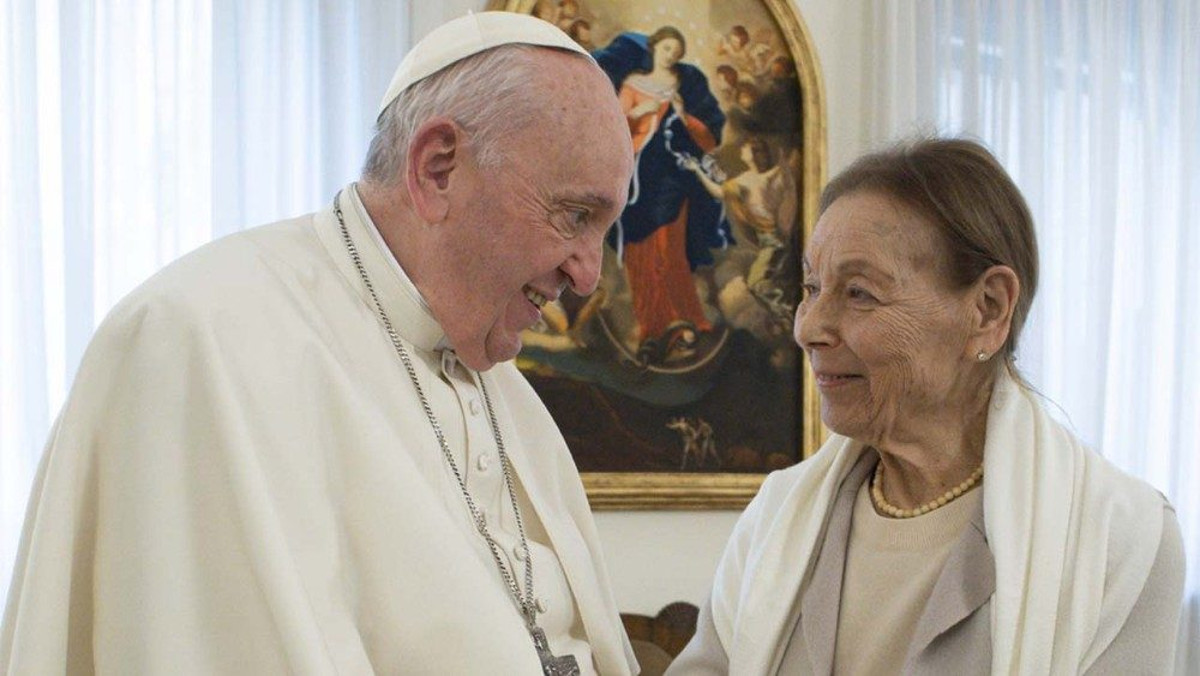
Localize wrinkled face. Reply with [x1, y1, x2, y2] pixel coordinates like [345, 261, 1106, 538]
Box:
[438, 55, 633, 371]
[794, 190, 976, 443]
[653, 38, 684, 69]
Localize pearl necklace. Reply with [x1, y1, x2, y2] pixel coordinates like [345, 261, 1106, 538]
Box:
[870, 460, 983, 519]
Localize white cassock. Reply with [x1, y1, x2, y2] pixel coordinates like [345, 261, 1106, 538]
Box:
[0, 184, 637, 675]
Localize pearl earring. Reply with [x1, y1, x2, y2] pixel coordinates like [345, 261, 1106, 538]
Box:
[976, 350, 989, 362]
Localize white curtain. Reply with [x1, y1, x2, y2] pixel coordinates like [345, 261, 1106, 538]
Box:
[869, 1, 1200, 671]
[0, 0, 410, 610]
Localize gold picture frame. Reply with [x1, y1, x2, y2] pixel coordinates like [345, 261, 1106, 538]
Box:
[490, 0, 827, 509]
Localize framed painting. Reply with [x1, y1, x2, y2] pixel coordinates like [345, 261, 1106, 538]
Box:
[488, 0, 827, 508]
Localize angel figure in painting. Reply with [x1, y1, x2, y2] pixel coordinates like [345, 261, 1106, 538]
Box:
[684, 136, 796, 289]
[595, 26, 732, 362]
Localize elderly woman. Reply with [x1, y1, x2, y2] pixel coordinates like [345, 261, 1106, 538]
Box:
[667, 139, 1185, 675]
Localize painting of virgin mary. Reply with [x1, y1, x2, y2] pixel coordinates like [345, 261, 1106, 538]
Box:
[497, 0, 826, 497]
[597, 27, 732, 363]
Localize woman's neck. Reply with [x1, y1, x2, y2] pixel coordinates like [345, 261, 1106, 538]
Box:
[872, 374, 993, 509]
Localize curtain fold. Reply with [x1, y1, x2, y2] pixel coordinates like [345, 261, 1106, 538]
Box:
[1, 0, 50, 608]
[0, 0, 409, 610]
[869, 2, 1200, 671]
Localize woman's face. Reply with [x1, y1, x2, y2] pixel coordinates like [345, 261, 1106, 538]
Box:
[794, 190, 978, 443]
[653, 38, 684, 69]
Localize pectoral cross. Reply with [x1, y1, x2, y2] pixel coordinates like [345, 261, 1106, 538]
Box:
[529, 625, 581, 676]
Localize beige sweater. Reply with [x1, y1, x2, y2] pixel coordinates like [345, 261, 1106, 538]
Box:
[834, 481, 982, 675]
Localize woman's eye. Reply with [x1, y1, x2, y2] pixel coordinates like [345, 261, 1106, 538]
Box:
[847, 286, 876, 302]
[800, 283, 819, 299]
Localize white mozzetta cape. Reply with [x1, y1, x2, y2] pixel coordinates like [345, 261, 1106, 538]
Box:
[701, 371, 1166, 675]
[0, 187, 636, 675]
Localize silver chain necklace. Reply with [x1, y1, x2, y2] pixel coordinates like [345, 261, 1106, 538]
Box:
[334, 192, 581, 676]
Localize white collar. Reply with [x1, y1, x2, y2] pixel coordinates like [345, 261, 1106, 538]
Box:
[322, 183, 450, 353]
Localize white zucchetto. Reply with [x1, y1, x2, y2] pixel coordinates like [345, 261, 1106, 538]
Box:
[378, 11, 593, 119]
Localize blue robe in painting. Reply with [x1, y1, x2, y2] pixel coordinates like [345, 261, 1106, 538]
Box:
[595, 32, 733, 270]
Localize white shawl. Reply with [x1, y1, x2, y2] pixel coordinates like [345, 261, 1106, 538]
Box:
[709, 370, 1164, 674]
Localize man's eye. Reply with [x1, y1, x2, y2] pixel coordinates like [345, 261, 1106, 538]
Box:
[557, 208, 590, 237]
[800, 283, 819, 299]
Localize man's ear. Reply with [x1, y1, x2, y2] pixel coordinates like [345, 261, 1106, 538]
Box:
[405, 117, 460, 224]
[968, 265, 1020, 358]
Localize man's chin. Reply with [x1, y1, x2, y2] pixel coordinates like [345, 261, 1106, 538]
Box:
[477, 334, 523, 371]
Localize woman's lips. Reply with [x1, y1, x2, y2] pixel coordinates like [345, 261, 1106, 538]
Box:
[815, 373, 863, 388]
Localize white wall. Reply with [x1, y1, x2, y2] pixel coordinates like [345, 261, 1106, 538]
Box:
[417, 0, 873, 614]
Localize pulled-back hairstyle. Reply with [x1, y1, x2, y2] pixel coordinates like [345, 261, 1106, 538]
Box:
[820, 138, 1039, 363]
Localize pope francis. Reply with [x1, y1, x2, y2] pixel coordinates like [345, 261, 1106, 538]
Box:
[0, 12, 637, 676]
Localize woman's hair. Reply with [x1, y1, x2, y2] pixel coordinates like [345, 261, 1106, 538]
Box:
[648, 26, 687, 60]
[819, 138, 1039, 363]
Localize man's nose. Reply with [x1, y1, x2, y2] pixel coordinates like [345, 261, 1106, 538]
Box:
[563, 235, 604, 296]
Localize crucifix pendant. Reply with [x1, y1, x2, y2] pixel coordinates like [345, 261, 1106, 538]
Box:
[529, 625, 581, 676]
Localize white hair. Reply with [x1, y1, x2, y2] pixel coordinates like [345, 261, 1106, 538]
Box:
[362, 45, 586, 185]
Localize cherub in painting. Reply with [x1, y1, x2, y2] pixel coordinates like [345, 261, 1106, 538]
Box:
[684, 136, 796, 288]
